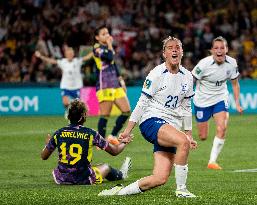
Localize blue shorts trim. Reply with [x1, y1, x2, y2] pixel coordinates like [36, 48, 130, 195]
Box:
[139, 117, 177, 154]
[194, 100, 228, 122]
[61, 89, 80, 99]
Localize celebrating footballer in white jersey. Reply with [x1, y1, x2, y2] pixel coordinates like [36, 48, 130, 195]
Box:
[193, 55, 239, 108]
[139, 63, 194, 129]
[99, 36, 197, 198]
[57, 57, 83, 90]
[192, 36, 243, 170]
[35, 46, 93, 117]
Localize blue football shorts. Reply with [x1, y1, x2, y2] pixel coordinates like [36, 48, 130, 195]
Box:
[194, 100, 228, 122]
[139, 117, 177, 154]
[61, 89, 80, 99]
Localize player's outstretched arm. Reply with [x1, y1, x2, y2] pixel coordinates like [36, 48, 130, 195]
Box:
[41, 134, 53, 160]
[119, 121, 137, 139]
[82, 52, 94, 62]
[105, 134, 133, 156]
[35, 51, 57, 65]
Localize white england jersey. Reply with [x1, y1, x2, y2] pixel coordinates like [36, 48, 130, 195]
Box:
[139, 63, 194, 129]
[192, 55, 239, 107]
[57, 57, 83, 90]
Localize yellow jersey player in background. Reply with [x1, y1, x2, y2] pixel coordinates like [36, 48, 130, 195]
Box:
[93, 25, 131, 145]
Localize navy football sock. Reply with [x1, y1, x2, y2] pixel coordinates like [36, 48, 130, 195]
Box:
[105, 167, 123, 181]
[111, 113, 130, 136]
[98, 117, 108, 138]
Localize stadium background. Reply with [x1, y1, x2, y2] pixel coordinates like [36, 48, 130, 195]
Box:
[0, 0, 256, 115]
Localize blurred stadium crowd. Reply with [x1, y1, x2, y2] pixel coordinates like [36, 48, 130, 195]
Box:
[0, 0, 256, 85]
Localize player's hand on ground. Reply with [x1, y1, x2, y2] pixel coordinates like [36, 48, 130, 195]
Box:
[45, 134, 51, 144]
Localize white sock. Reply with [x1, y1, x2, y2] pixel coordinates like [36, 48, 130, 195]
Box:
[175, 164, 188, 190]
[209, 136, 225, 163]
[117, 180, 142, 195]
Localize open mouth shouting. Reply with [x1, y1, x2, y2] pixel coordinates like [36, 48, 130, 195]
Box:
[172, 54, 178, 59]
[214, 53, 225, 64]
[170, 53, 180, 64]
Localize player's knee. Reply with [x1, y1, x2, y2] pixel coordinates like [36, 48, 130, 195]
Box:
[217, 125, 226, 137]
[62, 97, 69, 107]
[102, 163, 111, 171]
[153, 175, 169, 186]
[63, 102, 69, 108]
[199, 132, 208, 140]
[179, 137, 190, 151]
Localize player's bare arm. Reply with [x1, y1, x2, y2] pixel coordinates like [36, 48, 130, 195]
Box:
[118, 76, 127, 92]
[82, 52, 94, 62]
[105, 134, 133, 156]
[35, 50, 57, 65]
[118, 93, 150, 141]
[231, 78, 243, 114]
[41, 134, 53, 160]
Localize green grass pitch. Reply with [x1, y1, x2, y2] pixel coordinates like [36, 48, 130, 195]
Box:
[0, 115, 256, 205]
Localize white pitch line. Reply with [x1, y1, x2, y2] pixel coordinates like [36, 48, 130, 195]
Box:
[233, 168, 257, 173]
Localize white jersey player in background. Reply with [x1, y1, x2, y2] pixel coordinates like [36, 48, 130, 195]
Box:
[99, 36, 197, 198]
[35, 47, 93, 117]
[192, 36, 243, 170]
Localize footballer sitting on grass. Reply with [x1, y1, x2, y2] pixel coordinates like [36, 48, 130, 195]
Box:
[41, 99, 132, 185]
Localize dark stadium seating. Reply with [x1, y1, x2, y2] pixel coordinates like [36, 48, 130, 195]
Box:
[0, 0, 256, 84]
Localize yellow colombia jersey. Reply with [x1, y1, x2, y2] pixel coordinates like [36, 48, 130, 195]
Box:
[93, 43, 121, 91]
